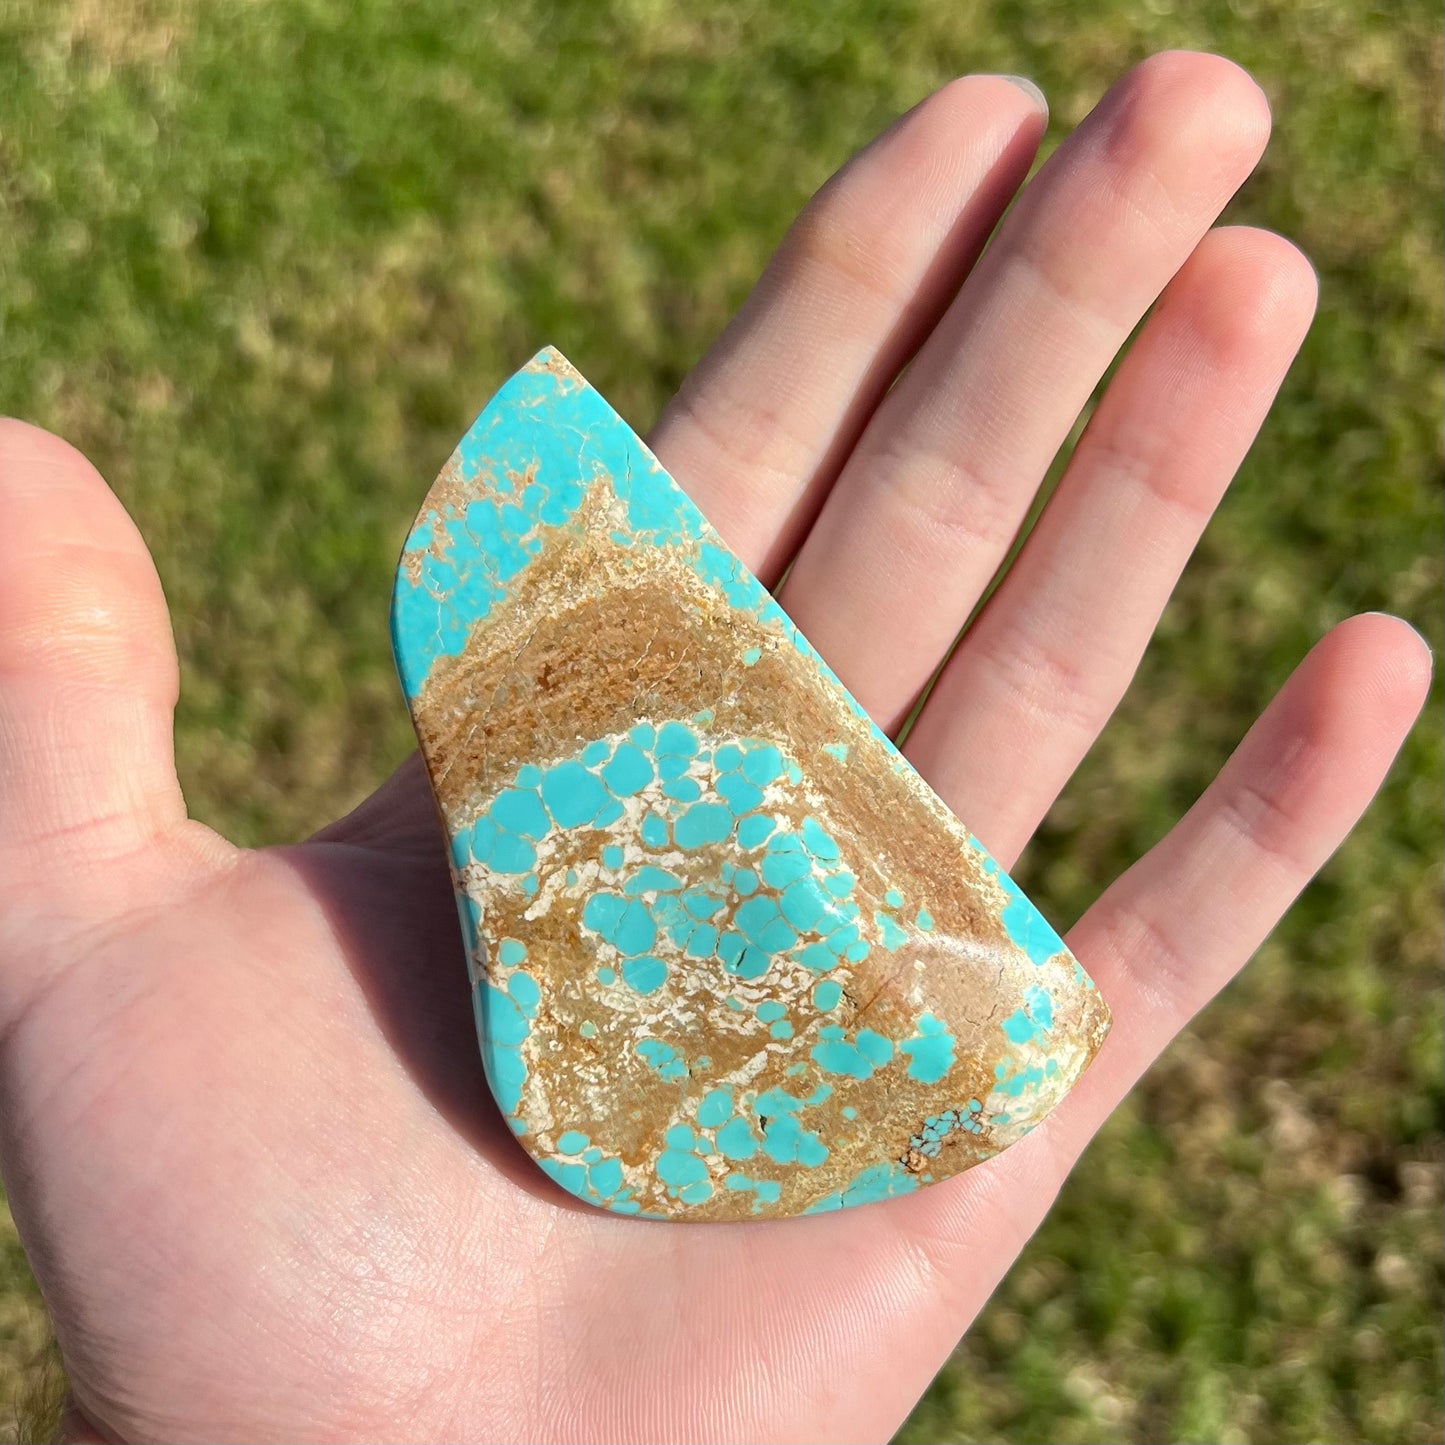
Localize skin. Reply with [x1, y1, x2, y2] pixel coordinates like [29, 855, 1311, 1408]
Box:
[0, 50, 1430, 1445]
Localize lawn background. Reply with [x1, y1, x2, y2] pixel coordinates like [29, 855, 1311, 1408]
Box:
[0, 2, 1440, 1441]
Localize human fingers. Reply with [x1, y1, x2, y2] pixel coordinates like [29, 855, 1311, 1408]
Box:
[907, 225, 1318, 864]
[648, 74, 1047, 583]
[780, 52, 1273, 730]
[0, 423, 222, 1032]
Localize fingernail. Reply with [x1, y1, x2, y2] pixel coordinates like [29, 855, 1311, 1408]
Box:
[996, 74, 1048, 117]
[1361, 612, 1436, 665]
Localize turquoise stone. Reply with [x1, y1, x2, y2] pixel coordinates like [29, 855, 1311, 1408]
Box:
[392, 348, 1109, 1220]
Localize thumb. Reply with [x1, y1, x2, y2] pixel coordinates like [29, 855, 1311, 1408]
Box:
[0, 421, 196, 915]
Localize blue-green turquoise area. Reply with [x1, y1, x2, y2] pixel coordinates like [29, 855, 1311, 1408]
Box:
[394, 349, 1110, 1220]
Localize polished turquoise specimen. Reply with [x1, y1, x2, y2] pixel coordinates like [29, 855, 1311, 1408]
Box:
[392, 348, 1110, 1221]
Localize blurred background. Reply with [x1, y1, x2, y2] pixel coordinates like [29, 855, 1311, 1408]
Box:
[0, 1, 1439, 1441]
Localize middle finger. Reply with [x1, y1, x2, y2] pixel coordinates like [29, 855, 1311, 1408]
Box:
[778, 51, 1272, 731]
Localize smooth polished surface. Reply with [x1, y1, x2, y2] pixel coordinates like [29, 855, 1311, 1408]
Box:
[393, 348, 1109, 1220]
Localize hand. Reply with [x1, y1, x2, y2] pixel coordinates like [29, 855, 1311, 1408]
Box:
[0, 51, 1428, 1444]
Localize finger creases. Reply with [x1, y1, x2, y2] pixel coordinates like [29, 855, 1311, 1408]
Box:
[1069, 614, 1430, 1103]
[908, 224, 1320, 861]
[648, 73, 1047, 582]
[780, 51, 1274, 732]
[0, 421, 184, 862]
[955, 613, 1430, 1204]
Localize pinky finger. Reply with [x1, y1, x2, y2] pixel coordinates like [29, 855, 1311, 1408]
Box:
[1049, 612, 1432, 1158]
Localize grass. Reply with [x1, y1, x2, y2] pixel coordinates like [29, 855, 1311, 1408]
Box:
[0, 1, 1440, 1440]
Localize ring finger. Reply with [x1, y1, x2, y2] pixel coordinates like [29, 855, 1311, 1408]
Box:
[778, 50, 1274, 732]
[907, 224, 1319, 865]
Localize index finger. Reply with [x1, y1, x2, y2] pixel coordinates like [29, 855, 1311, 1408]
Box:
[647, 75, 1046, 583]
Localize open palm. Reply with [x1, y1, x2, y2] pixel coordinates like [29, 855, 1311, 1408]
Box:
[0, 52, 1428, 1444]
